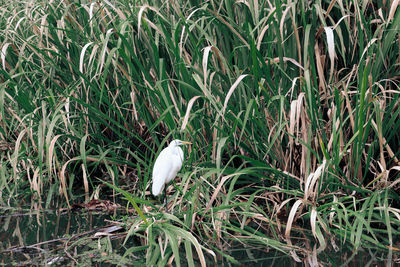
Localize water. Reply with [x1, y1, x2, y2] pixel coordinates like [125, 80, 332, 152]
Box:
[0, 206, 398, 266]
[0, 206, 137, 266]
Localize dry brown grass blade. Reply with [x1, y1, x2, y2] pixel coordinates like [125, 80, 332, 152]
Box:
[222, 74, 248, 115]
[288, 100, 297, 159]
[315, 0, 338, 39]
[307, 246, 319, 267]
[28, 166, 42, 203]
[280, 4, 291, 43]
[342, 65, 357, 132]
[256, 7, 276, 50]
[266, 57, 304, 70]
[1, 42, 10, 70]
[178, 6, 205, 60]
[181, 96, 201, 131]
[315, 42, 326, 92]
[60, 158, 75, 208]
[138, 5, 167, 39]
[327, 105, 337, 151]
[167, 83, 180, 117]
[371, 119, 400, 165]
[300, 113, 309, 177]
[204, 173, 240, 213]
[324, 27, 335, 83]
[202, 46, 212, 86]
[103, 0, 126, 20]
[81, 164, 89, 202]
[377, 100, 386, 170]
[48, 134, 62, 183]
[193, 73, 214, 103]
[12, 128, 27, 180]
[285, 199, 303, 240]
[274, 197, 293, 220]
[98, 29, 114, 75]
[285, 199, 303, 262]
[79, 42, 94, 74]
[288, 93, 306, 174]
[211, 126, 217, 165]
[211, 46, 226, 74]
[215, 209, 226, 250]
[388, 0, 400, 21]
[158, 235, 167, 259]
[310, 206, 317, 239]
[304, 160, 326, 201]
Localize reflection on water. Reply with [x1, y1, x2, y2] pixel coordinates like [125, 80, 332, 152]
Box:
[0, 206, 137, 266]
[238, 247, 397, 266]
[0, 206, 398, 266]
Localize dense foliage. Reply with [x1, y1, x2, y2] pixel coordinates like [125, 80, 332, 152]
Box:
[1, 0, 399, 264]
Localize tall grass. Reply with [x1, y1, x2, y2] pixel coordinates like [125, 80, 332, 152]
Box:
[1, 0, 400, 264]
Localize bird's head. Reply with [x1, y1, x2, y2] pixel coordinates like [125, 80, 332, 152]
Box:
[170, 139, 192, 147]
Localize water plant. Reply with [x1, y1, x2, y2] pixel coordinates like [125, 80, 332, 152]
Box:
[1, 0, 399, 264]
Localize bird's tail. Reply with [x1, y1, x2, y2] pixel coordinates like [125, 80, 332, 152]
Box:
[152, 177, 165, 196]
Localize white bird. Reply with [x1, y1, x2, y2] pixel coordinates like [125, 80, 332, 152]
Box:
[152, 139, 191, 210]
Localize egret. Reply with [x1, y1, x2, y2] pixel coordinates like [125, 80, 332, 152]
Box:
[152, 139, 191, 211]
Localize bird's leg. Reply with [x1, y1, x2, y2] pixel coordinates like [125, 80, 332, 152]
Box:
[164, 186, 169, 213]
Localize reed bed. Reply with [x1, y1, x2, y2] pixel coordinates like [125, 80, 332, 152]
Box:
[1, 0, 399, 265]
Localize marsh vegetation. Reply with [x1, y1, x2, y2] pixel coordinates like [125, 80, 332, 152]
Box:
[1, 0, 400, 265]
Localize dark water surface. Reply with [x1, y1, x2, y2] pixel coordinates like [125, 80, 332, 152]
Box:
[0, 206, 135, 266]
[0, 207, 398, 266]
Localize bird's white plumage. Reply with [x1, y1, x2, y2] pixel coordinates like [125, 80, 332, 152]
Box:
[152, 140, 188, 196]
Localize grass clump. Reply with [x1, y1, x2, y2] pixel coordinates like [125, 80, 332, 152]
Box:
[1, 0, 400, 264]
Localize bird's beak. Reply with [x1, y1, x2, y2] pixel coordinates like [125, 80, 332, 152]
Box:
[181, 141, 192, 145]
